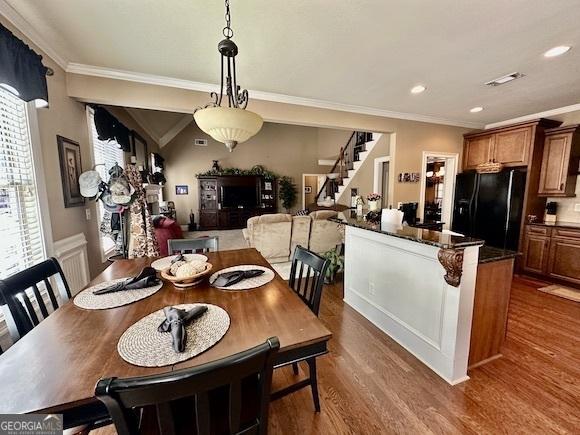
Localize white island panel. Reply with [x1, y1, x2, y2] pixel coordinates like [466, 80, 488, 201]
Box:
[343, 225, 480, 384]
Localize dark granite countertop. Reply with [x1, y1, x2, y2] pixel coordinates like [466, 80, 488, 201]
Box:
[331, 212, 484, 249]
[478, 246, 520, 264]
[527, 221, 580, 230]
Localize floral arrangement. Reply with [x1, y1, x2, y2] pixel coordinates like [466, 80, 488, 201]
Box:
[367, 193, 382, 201]
[197, 164, 277, 180]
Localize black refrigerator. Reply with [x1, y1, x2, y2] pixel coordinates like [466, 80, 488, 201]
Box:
[451, 169, 526, 251]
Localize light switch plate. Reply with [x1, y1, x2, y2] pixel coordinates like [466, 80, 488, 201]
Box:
[85, 208, 91, 220]
[575, 204, 580, 212]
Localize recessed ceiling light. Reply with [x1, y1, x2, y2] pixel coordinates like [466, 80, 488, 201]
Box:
[410, 85, 426, 94]
[470, 107, 484, 113]
[544, 45, 571, 58]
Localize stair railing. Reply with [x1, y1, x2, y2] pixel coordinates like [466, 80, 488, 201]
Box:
[316, 131, 357, 202]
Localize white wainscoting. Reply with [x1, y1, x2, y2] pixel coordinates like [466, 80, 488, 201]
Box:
[343, 225, 480, 385]
[53, 233, 90, 295]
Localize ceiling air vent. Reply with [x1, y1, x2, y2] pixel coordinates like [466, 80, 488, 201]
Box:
[194, 138, 208, 146]
[485, 72, 525, 87]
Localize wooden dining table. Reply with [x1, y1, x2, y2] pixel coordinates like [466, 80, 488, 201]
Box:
[0, 248, 332, 417]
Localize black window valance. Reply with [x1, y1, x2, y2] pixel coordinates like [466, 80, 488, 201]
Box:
[0, 23, 49, 104]
[93, 106, 131, 152]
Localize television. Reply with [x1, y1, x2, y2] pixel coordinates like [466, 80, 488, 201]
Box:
[222, 185, 258, 208]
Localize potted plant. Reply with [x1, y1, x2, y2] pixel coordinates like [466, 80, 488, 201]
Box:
[323, 247, 345, 284]
[279, 176, 297, 211]
[367, 193, 381, 211]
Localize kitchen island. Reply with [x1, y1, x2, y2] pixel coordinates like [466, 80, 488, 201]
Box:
[333, 212, 517, 384]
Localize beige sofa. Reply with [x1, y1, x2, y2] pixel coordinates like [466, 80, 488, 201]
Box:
[242, 211, 343, 263]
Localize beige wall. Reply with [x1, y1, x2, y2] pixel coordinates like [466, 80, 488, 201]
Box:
[67, 74, 471, 213]
[545, 110, 580, 222]
[1, 17, 160, 278]
[161, 122, 325, 222]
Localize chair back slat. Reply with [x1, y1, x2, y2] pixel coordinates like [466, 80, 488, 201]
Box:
[0, 257, 71, 341]
[44, 279, 60, 311]
[31, 284, 49, 318]
[229, 380, 242, 433]
[167, 237, 219, 255]
[289, 246, 329, 316]
[21, 293, 40, 326]
[195, 392, 211, 435]
[96, 337, 280, 435]
[155, 402, 176, 435]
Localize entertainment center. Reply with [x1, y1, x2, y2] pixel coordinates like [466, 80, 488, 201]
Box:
[198, 175, 278, 230]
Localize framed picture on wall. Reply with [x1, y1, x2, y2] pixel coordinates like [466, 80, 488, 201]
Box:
[176, 185, 189, 195]
[56, 135, 85, 208]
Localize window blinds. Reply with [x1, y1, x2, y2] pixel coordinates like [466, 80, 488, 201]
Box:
[87, 107, 124, 254]
[0, 87, 45, 279]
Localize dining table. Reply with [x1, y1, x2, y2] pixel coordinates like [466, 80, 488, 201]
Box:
[0, 248, 332, 420]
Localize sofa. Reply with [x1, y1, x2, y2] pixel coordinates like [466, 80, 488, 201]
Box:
[242, 211, 343, 263]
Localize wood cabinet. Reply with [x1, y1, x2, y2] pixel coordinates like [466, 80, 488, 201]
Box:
[547, 233, 580, 285]
[522, 232, 550, 274]
[522, 224, 580, 287]
[198, 175, 277, 230]
[464, 135, 494, 170]
[538, 125, 580, 197]
[493, 127, 531, 166]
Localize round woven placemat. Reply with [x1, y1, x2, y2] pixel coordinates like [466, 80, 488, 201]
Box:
[74, 278, 163, 310]
[117, 304, 230, 367]
[209, 265, 275, 290]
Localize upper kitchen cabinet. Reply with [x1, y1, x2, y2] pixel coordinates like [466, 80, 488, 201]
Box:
[464, 135, 494, 170]
[538, 125, 580, 197]
[463, 119, 562, 171]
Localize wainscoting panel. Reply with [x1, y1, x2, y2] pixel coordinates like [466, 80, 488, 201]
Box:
[53, 233, 90, 296]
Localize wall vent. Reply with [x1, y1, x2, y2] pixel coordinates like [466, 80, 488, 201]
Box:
[194, 138, 208, 146]
[485, 72, 525, 87]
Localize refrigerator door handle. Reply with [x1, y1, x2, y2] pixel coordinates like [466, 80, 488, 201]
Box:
[504, 170, 514, 249]
[471, 174, 479, 235]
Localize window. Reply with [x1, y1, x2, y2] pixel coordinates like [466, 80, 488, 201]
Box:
[86, 107, 125, 258]
[0, 87, 46, 279]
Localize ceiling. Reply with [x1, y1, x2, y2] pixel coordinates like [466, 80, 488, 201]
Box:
[3, 0, 580, 126]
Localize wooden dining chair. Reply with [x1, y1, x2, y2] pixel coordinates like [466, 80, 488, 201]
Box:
[272, 245, 329, 412]
[168, 236, 219, 254]
[0, 257, 72, 341]
[96, 337, 280, 435]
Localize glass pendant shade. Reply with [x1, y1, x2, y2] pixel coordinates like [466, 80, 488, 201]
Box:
[194, 106, 263, 152]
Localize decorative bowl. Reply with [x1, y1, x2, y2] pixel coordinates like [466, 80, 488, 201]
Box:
[161, 263, 213, 288]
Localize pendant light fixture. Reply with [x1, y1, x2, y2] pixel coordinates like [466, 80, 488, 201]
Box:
[193, 0, 263, 152]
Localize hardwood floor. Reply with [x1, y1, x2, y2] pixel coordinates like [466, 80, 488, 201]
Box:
[94, 276, 579, 434]
[268, 276, 580, 434]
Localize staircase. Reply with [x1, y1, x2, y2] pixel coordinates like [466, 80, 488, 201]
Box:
[315, 131, 381, 206]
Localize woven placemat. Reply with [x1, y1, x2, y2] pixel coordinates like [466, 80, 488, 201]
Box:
[209, 265, 275, 290]
[117, 304, 230, 367]
[74, 278, 163, 310]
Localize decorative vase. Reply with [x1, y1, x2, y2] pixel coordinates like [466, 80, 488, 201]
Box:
[368, 200, 379, 211]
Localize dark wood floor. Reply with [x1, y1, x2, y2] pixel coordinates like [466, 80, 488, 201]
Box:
[269, 276, 580, 434]
[95, 276, 579, 434]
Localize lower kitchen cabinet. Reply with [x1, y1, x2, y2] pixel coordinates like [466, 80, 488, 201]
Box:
[522, 224, 580, 287]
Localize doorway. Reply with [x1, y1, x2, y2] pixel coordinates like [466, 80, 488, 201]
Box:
[302, 174, 326, 209]
[418, 152, 458, 229]
[373, 156, 390, 208]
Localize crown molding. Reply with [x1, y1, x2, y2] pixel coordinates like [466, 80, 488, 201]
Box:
[485, 103, 580, 129]
[0, 0, 68, 70]
[66, 63, 483, 129]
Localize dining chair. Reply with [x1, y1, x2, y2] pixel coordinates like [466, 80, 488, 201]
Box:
[96, 337, 280, 435]
[272, 245, 329, 412]
[0, 257, 72, 341]
[168, 236, 219, 254]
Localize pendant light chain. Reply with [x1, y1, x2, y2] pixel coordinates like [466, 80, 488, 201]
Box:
[223, 0, 234, 39]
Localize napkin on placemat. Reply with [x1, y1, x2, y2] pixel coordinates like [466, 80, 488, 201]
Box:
[93, 267, 159, 295]
[211, 269, 265, 288]
[158, 306, 208, 352]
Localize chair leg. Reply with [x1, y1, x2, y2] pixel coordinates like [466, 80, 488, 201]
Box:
[292, 362, 299, 375]
[306, 358, 320, 412]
